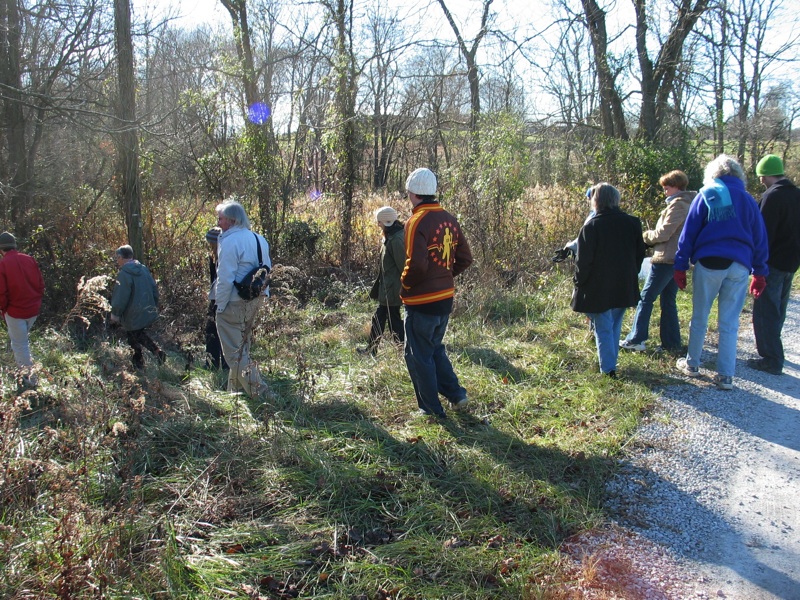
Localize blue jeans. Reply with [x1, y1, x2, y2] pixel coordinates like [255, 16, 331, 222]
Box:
[404, 309, 466, 416]
[685, 261, 749, 377]
[588, 307, 627, 374]
[4, 314, 37, 368]
[752, 267, 795, 369]
[624, 262, 680, 349]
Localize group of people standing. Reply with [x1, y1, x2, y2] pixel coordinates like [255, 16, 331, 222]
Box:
[569, 153, 800, 388]
[108, 200, 271, 398]
[4, 156, 795, 404]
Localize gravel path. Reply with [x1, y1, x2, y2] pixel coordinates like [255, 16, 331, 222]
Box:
[568, 296, 800, 599]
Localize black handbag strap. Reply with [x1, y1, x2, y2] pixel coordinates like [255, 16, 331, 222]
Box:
[253, 232, 263, 266]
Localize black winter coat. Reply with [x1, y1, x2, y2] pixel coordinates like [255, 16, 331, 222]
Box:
[759, 178, 800, 273]
[571, 208, 646, 314]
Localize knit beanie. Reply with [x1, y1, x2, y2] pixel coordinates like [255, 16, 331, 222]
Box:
[405, 168, 437, 196]
[375, 206, 398, 227]
[205, 226, 222, 243]
[756, 154, 784, 177]
[0, 232, 17, 250]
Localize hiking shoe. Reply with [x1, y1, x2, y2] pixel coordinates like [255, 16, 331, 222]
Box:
[654, 346, 682, 356]
[676, 357, 700, 377]
[414, 409, 447, 419]
[747, 358, 782, 375]
[619, 340, 646, 352]
[714, 374, 734, 390]
[451, 397, 469, 411]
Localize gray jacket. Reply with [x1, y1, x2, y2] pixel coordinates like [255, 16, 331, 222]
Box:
[111, 261, 160, 331]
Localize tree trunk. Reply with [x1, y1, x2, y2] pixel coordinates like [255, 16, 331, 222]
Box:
[634, 0, 710, 142]
[114, 0, 143, 259]
[0, 0, 31, 225]
[436, 0, 492, 161]
[580, 0, 628, 139]
[221, 0, 280, 241]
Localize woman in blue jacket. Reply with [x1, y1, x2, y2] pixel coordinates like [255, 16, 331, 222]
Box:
[673, 154, 769, 390]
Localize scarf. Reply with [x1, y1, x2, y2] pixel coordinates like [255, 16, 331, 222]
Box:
[700, 178, 736, 222]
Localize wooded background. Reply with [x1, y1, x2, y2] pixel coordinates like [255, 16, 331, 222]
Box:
[1, 0, 797, 317]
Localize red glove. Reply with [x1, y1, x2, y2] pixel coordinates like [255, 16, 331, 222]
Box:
[673, 270, 687, 290]
[750, 275, 767, 299]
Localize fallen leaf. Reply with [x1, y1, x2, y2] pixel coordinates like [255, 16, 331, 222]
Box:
[486, 534, 504, 548]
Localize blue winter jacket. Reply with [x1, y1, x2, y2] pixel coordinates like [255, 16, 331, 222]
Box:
[674, 175, 769, 276]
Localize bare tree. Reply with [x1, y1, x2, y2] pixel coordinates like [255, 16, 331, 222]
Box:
[0, 0, 110, 228]
[316, 0, 360, 267]
[219, 0, 283, 239]
[633, 0, 710, 141]
[114, 0, 142, 257]
[363, 8, 417, 188]
[435, 0, 493, 160]
[579, 0, 629, 139]
[727, 0, 795, 167]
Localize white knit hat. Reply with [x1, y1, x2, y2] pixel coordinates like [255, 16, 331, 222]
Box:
[405, 168, 437, 196]
[375, 206, 398, 227]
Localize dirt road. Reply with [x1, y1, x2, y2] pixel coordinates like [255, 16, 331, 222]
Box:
[593, 296, 800, 599]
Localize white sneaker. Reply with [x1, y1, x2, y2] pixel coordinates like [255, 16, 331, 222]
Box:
[714, 374, 733, 390]
[619, 340, 646, 352]
[676, 357, 700, 377]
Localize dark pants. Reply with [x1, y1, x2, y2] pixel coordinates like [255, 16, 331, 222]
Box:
[624, 262, 681, 349]
[752, 267, 795, 370]
[126, 328, 162, 368]
[367, 304, 404, 349]
[205, 301, 228, 369]
[404, 309, 466, 416]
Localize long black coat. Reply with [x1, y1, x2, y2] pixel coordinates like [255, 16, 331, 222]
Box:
[571, 208, 646, 314]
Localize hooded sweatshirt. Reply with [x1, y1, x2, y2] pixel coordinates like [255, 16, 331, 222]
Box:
[0, 249, 44, 319]
[111, 260, 160, 331]
[674, 175, 769, 276]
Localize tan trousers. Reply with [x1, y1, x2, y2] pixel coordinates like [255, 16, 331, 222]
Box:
[215, 297, 264, 396]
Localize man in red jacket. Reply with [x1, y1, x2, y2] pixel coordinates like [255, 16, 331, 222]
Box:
[0, 232, 45, 387]
[401, 168, 473, 418]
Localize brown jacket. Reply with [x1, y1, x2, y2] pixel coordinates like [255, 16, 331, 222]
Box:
[643, 190, 695, 264]
[400, 202, 473, 306]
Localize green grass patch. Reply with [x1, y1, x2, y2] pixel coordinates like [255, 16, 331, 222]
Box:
[0, 271, 698, 598]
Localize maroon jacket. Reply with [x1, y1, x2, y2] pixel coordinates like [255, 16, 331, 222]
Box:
[400, 202, 473, 306]
[0, 250, 45, 319]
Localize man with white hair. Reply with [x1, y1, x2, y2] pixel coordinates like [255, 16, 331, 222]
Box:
[214, 200, 271, 397]
[673, 154, 769, 390]
[401, 168, 473, 418]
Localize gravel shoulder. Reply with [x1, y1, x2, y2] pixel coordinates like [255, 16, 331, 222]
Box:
[567, 296, 800, 599]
